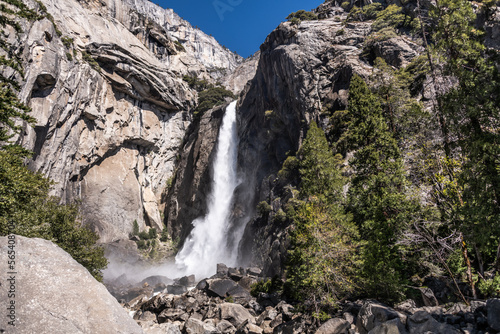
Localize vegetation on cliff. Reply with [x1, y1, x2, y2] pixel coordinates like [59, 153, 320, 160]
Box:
[258, 0, 500, 314]
[0, 0, 107, 281]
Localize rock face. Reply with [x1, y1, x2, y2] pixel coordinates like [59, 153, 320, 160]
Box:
[234, 3, 423, 275]
[163, 102, 228, 243]
[0, 235, 143, 333]
[12, 0, 240, 243]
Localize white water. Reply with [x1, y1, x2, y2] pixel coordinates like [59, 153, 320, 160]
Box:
[175, 101, 240, 279]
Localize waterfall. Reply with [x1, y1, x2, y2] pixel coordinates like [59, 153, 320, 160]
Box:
[175, 101, 240, 279]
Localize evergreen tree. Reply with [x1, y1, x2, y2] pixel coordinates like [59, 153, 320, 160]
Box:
[286, 121, 359, 311]
[430, 0, 500, 274]
[343, 75, 419, 302]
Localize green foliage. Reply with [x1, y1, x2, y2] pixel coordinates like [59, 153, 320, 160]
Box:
[182, 75, 211, 92]
[299, 121, 344, 202]
[478, 275, 500, 298]
[428, 0, 500, 276]
[0, 150, 107, 281]
[160, 227, 170, 242]
[250, 276, 284, 297]
[137, 240, 147, 249]
[287, 10, 318, 23]
[173, 40, 185, 52]
[81, 51, 101, 72]
[194, 86, 234, 117]
[342, 75, 419, 302]
[277, 155, 299, 180]
[61, 36, 74, 49]
[347, 3, 383, 22]
[257, 201, 272, 216]
[286, 199, 359, 307]
[149, 227, 157, 239]
[131, 220, 139, 236]
[65, 52, 73, 61]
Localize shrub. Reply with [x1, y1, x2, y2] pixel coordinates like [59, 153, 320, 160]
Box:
[194, 86, 235, 117]
[132, 220, 140, 236]
[257, 201, 272, 216]
[61, 36, 74, 49]
[81, 51, 100, 72]
[287, 9, 318, 22]
[148, 227, 157, 239]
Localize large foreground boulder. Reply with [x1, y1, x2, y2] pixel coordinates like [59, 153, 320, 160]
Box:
[0, 235, 143, 334]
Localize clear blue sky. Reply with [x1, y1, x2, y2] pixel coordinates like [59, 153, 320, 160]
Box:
[156, 0, 325, 58]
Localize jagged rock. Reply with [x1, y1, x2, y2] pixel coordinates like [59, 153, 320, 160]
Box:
[168, 285, 188, 295]
[0, 235, 143, 334]
[184, 318, 220, 334]
[157, 309, 188, 323]
[223, 52, 260, 94]
[316, 318, 350, 334]
[368, 318, 408, 334]
[142, 322, 182, 334]
[217, 320, 237, 334]
[164, 103, 227, 243]
[218, 263, 230, 276]
[179, 275, 196, 287]
[219, 303, 255, 327]
[356, 300, 401, 334]
[141, 293, 175, 313]
[208, 279, 239, 298]
[272, 318, 306, 334]
[257, 307, 279, 326]
[486, 298, 500, 331]
[407, 311, 461, 334]
[10, 0, 243, 249]
[247, 268, 262, 277]
[227, 285, 253, 303]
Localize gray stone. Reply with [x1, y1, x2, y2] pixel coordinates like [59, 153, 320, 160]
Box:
[219, 303, 255, 327]
[184, 318, 220, 334]
[179, 275, 196, 287]
[356, 301, 400, 334]
[217, 320, 237, 334]
[167, 284, 188, 295]
[208, 279, 239, 298]
[0, 236, 143, 334]
[407, 311, 462, 334]
[316, 318, 350, 334]
[368, 318, 408, 334]
[157, 309, 187, 323]
[486, 298, 500, 331]
[143, 323, 181, 334]
[217, 263, 229, 276]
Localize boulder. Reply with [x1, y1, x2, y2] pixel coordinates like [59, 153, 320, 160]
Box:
[217, 320, 236, 334]
[272, 318, 305, 334]
[167, 284, 188, 295]
[486, 298, 500, 331]
[184, 318, 220, 334]
[407, 311, 461, 334]
[0, 236, 143, 334]
[219, 303, 255, 327]
[208, 279, 239, 298]
[142, 323, 181, 334]
[178, 275, 196, 287]
[368, 318, 408, 334]
[356, 301, 400, 334]
[217, 263, 229, 276]
[316, 318, 350, 334]
[157, 309, 188, 323]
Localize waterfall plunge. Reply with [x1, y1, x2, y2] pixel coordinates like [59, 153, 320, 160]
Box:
[175, 101, 240, 279]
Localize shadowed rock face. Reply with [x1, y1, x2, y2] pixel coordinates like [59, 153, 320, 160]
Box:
[233, 4, 425, 273]
[11, 0, 241, 243]
[0, 235, 144, 334]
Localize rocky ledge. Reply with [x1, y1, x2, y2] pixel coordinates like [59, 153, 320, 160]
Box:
[111, 264, 500, 334]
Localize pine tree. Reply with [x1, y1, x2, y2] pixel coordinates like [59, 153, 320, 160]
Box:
[430, 0, 500, 275]
[286, 121, 359, 310]
[343, 75, 419, 302]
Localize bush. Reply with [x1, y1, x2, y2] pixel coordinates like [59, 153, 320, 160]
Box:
[131, 220, 139, 237]
[81, 51, 100, 72]
[478, 275, 500, 297]
[257, 201, 272, 216]
[0, 150, 107, 281]
[250, 276, 284, 297]
[347, 3, 383, 22]
[61, 36, 74, 49]
[194, 86, 235, 117]
[148, 227, 157, 239]
[287, 9, 318, 22]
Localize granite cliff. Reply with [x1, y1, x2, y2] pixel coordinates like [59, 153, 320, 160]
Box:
[10, 0, 250, 245]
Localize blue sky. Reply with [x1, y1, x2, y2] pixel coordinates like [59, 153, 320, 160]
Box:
[156, 0, 325, 58]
